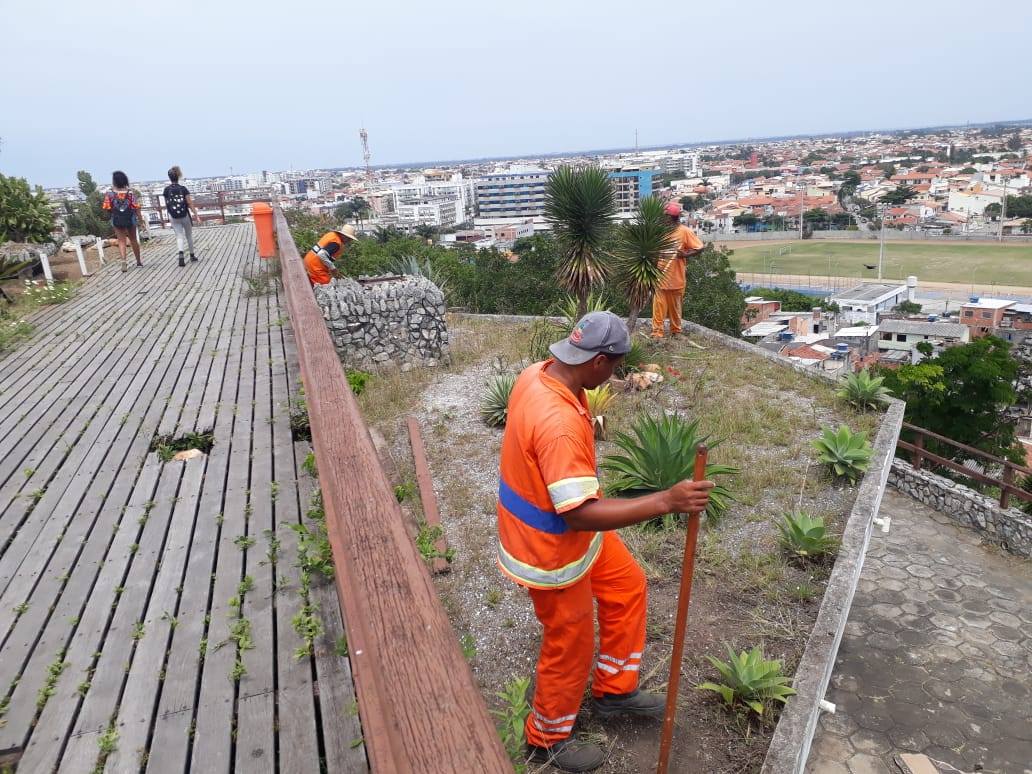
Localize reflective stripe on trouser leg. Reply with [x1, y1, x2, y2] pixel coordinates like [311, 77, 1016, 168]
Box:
[591, 531, 648, 698]
[525, 576, 595, 747]
[666, 288, 685, 334]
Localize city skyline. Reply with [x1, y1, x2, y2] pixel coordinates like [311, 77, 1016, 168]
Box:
[3, 0, 1031, 187]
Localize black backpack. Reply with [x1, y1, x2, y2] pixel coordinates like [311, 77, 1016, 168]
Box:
[165, 185, 189, 219]
[109, 192, 134, 228]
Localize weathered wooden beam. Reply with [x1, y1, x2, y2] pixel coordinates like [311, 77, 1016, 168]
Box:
[273, 205, 512, 773]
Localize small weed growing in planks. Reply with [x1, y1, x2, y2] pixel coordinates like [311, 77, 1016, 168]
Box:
[302, 451, 318, 478]
[12, 601, 29, 616]
[131, 622, 145, 640]
[393, 481, 415, 503]
[23, 468, 34, 478]
[334, 636, 349, 658]
[36, 652, 69, 710]
[270, 481, 280, 500]
[415, 522, 455, 564]
[233, 535, 256, 550]
[94, 723, 119, 773]
[291, 603, 323, 660]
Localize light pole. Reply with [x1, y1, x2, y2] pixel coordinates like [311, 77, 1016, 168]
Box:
[999, 175, 1008, 242]
[877, 202, 887, 281]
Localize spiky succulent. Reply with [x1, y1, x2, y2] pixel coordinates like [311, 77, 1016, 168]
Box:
[812, 424, 873, 483]
[777, 511, 838, 559]
[837, 370, 891, 412]
[480, 373, 517, 428]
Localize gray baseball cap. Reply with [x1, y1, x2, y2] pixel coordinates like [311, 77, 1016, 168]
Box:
[549, 311, 631, 365]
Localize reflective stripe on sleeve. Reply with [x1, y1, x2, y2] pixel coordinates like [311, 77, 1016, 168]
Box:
[497, 532, 603, 589]
[546, 476, 599, 511]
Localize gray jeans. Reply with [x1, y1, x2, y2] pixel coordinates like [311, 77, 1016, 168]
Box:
[170, 216, 195, 254]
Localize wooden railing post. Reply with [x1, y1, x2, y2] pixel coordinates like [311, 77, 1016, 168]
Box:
[912, 432, 924, 470]
[1001, 463, 1014, 509]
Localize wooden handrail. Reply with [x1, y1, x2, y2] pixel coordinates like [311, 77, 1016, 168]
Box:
[901, 421, 1032, 477]
[272, 206, 513, 773]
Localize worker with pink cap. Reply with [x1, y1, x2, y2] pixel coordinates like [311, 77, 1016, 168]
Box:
[652, 202, 704, 338]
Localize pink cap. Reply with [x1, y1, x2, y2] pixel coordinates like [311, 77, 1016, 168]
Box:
[664, 202, 683, 216]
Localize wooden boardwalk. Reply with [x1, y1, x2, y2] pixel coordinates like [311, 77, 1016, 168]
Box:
[0, 224, 366, 773]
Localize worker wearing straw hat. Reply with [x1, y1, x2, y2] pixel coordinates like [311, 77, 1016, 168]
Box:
[303, 225, 358, 285]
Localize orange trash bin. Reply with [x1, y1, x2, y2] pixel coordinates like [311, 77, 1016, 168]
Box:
[252, 202, 276, 259]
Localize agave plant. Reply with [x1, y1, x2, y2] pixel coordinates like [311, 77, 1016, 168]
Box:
[812, 425, 873, 484]
[601, 412, 737, 527]
[613, 197, 677, 331]
[697, 644, 797, 716]
[777, 511, 837, 559]
[388, 255, 451, 303]
[554, 291, 611, 329]
[585, 384, 617, 439]
[545, 166, 617, 319]
[615, 339, 647, 378]
[481, 373, 517, 428]
[837, 370, 890, 412]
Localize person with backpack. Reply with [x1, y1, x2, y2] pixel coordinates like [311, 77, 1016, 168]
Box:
[163, 166, 201, 267]
[102, 170, 144, 272]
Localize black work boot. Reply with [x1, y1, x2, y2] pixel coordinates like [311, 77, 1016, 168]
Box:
[189, 252, 197, 262]
[593, 689, 666, 719]
[528, 737, 606, 772]
[178, 252, 186, 267]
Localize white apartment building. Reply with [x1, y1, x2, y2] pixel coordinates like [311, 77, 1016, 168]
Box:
[831, 280, 914, 326]
[475, 167, 551, 220]
[390, 175, 475, 223]
[948, 190, 1002, 216]
[396, 198, 460, 228]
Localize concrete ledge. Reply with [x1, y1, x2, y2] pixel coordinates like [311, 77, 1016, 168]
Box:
[889, 459, 1032, 558]
[453, 312, 903, 773]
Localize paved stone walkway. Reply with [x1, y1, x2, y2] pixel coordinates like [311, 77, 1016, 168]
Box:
[807, 490, 1032, 774]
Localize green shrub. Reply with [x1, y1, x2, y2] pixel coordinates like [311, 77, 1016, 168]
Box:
[0, 173, 55, 243]
[777, 511, 837, 559]
[837, 370, 890, 412]
[812, 425, 873, 483]
[347, 370, 372, 395]
[616, 338, 646, 377]
[491, 677, 532, 772]
[601, 412, 737, 527]
[481, 373, 517, 427]
[697, 644, 797, 716]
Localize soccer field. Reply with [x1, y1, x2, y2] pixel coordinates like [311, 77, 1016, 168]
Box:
[725, 240, 1032, 287]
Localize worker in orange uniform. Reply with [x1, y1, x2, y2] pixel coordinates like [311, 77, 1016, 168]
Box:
[303, 225, 358, 285]
[652, 201, 704, 338]
[497, 311, 714, 772]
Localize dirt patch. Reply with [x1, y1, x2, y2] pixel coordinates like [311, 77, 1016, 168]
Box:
[362, 318, 883, 773]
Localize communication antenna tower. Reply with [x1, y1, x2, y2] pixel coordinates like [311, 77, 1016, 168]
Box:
[360, 127, 371, 179]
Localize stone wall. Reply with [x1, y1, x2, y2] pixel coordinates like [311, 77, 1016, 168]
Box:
[314, 275, 449, 371]
[889, 459, 1032, 558]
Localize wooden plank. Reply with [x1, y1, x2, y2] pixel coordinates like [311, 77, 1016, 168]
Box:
[406, 417, 451, 574]
[296, 441, 366, 773]
[266, 294, 322, 774]
[234, 285, 277, 772]
[273, 205, 510, 771]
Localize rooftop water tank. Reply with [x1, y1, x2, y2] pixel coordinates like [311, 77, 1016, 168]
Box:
[927, 314, 938, 322]
[969, 296, 979, 303]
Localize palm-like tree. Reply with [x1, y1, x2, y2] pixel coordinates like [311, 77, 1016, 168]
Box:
[545, 166, 616, 318]
[613, 197, 676, 332]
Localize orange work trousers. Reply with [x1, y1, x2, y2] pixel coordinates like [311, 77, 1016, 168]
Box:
[651, 288, 685, 337]
[525, 531, 647, 747]
[303, 251, 332, 285]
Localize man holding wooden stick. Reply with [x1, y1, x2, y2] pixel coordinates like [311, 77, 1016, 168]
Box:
[496, 311, 714, 772]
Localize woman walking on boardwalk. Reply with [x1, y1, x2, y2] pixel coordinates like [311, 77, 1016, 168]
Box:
[102, 170, 144, 272]
[163, 166, 201, 267]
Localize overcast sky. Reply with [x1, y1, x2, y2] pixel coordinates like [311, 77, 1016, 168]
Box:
[3, 0, 1030, 187]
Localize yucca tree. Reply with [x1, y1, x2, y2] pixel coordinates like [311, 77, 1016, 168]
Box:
[613, 196, 677, 331]
[545, 166, 617, 319]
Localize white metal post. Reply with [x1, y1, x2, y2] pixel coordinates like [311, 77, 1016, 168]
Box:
[95, 236, 106, 265]
[39, 250, 54, 285]
[878, 204, 886, 281]
[74, 242, 91, 277]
